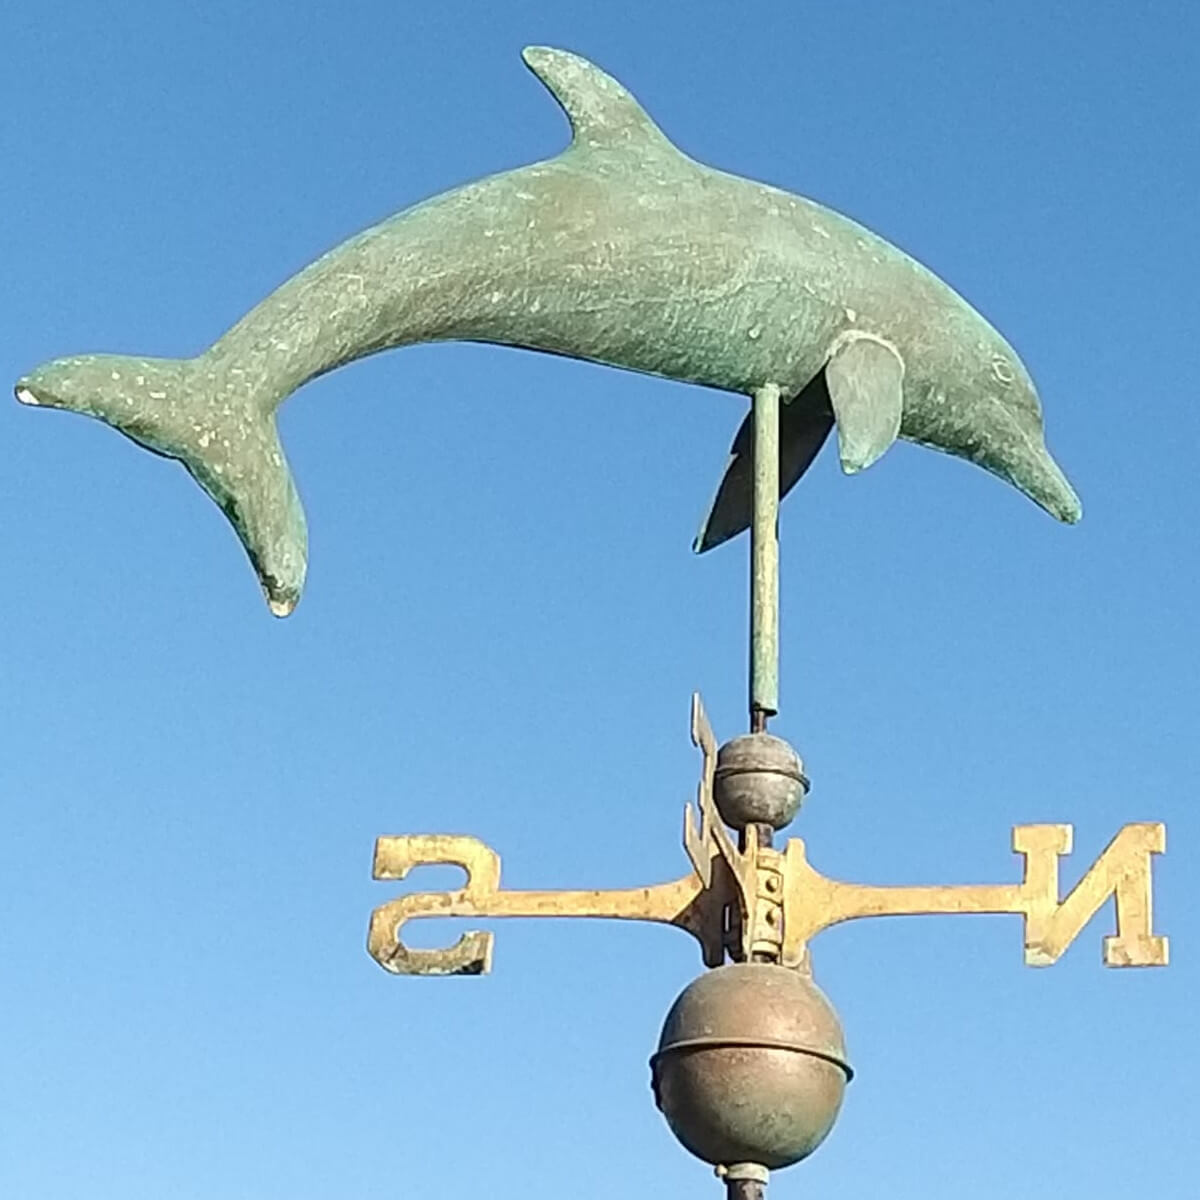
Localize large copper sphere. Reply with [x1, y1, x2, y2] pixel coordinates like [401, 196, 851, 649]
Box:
[650, 963, 851, 1170]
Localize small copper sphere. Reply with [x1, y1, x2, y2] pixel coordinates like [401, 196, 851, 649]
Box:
[713, 734, 807, 831]
[650, 963, 850, 1171]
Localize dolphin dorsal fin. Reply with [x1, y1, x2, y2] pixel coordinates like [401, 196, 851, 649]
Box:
[522, 46, 674, 157]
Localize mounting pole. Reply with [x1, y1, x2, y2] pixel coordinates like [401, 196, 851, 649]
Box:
[750, 383, 781, 732]
[723, 1162, 769, 1200]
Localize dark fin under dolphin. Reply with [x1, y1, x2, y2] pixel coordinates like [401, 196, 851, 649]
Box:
[15, 354, 307, 615]
[694, 373, 835, 553]
[825, 334, 905, 474]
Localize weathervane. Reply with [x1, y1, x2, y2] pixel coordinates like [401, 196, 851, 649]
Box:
[14, 45, 1164, 1198]
[366, 382, 1165, 1196]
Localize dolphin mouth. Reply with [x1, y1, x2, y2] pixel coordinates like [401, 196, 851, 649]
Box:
[1053, 490, 1083, 524]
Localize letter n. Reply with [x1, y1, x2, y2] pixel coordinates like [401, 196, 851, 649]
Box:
[1013, 823, 1169, 967]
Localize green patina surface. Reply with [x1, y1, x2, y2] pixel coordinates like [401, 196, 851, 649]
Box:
[14, 47, 1080, 616]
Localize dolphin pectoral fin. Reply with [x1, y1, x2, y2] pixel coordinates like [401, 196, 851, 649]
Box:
[825, 334, 905, 474]
[693, 375, 835, 553]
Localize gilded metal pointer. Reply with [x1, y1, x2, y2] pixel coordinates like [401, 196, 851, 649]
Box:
[368, 693, 1167, 977]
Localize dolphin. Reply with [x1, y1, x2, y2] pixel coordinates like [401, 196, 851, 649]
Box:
[14, 46, 1080, 616]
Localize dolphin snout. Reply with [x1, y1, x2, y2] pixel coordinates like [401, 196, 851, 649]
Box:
[1051, 488, 1082, 524]
[1023, 452, 1083, 524]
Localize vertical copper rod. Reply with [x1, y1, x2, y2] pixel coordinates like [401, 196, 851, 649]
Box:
[748, 383, 781, 960]
[726, 1178, 766, 1200]
[724, 1164, 770, 1200]
[749, 383, 780, 728]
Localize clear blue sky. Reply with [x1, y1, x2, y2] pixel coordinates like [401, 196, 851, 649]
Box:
[1, 3, 1194, 1197]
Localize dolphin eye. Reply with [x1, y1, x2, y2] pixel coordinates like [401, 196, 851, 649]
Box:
[990, 356, 1015, 385]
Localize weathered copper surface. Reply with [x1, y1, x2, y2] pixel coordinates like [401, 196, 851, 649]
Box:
[713, 732, 806, 831]
[749, 384, 781, 718]
[651, 964, 850, 1170]
[15, 47, 1079, 615]
[367, 695, 1167, 975]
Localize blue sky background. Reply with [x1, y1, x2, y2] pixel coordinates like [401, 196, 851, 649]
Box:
[1, 3, 1195, 1197]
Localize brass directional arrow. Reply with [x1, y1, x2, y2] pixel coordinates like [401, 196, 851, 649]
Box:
[367, 694, 1167, 975]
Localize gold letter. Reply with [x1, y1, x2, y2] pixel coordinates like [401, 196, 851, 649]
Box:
[367, 835, 499, 975]
[1014, 823, 1168, 967]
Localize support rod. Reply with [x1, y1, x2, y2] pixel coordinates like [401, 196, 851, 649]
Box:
[724, 1162, 769, 1200]
[750, 383, 781, 727]
[726, 1178, 766, 1200]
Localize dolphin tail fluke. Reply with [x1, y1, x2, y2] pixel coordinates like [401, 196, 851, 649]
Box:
[15, 353, 307, 615]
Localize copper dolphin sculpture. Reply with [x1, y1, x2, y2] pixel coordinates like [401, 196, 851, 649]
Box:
[15, 46, 1080, 615]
